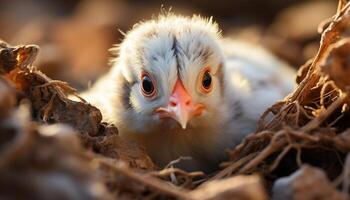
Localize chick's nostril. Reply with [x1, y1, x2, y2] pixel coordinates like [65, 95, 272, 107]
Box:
[170, 101, 177, 107]
[185, 99, 191, 106]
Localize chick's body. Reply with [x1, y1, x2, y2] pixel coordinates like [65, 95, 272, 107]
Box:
[81, 15, 295, 172]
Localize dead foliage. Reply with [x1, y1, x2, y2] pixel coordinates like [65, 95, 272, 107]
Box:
[2, 0, 350, 199]
[213, 0, 350, 197]
[272, 165, 347, 200]
[0, 77, 109, 199]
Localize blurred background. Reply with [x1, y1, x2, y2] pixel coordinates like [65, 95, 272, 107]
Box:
[0, 0, 337, 90]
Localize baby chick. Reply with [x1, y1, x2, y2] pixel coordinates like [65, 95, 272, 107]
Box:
[81, 15, 295, 172]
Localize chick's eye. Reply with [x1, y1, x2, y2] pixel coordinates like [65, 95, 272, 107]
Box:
[202, 71, 212, 89]
[141, 73, 156, 97]
[200, 68, 213, 93]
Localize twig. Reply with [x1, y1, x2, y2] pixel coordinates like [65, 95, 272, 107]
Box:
[164, 156, 192, 169]
[41, 93, 56, 122]
[301, 94, 348, 132]
[208, 153, 257, 181]
[97, 158, 192, 200]
[150, 167, 204, 188]
[320, 81, 335, 108]
[295, 144, 303, 167]
[288, 129, 319, 143]
[239, 131, 287, 173]
[269, 145, 292, 172]
[152, 168, 203, 178]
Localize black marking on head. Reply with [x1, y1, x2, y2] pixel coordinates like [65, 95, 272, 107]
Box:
[253, 80, 269, 91]
[231, 100, 244, 120]
[172, 36, 178, 56]
[198, 46, 213, 65]
[122, 83, 132, 109]
[172, 35, 182, 75]
[121, 79, 134, 110]
[151, 55, 159, 62]
[136, 29, 160, 68]
[177, 31, 214, 69]
[114, 72, 135, 110]
[217, 62, 225, 96]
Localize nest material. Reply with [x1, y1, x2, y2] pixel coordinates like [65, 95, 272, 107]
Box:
[2, 1, 350, 199]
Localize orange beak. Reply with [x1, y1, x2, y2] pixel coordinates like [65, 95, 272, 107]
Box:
[155, 79, 205, 129]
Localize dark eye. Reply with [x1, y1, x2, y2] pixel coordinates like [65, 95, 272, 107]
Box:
[141, 73, 156, 97]
[200, 68, 213, 93]
[202, 71, 212, 89]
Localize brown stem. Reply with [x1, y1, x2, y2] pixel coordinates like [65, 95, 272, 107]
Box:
[301, 94, 348, 132]
[98, 159, 192, 200]
[207, 153, 257, 181]
[239, 131, 287, 173]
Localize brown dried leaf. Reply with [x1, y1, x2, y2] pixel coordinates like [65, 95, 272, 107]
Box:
[320, 38, 350, 91]
[0, 41, 155, 170]
[0, 105, 110, 200]
[0, 40, 39, 74]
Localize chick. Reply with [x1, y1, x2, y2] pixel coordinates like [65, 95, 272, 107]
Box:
[81, 15, 295, 172]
